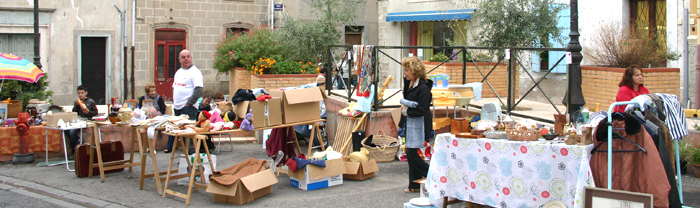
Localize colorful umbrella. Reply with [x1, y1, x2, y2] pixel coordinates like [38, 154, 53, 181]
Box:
[0, 53, 44, 83]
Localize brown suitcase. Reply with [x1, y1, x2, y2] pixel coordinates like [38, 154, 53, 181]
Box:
[74, 140, 125, 178]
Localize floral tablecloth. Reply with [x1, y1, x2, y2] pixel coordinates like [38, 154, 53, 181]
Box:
[0, 126, 63, 155]
[427, 133, 595, 208]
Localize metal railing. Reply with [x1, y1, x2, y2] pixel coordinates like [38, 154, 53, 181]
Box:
[324, 45, 569, 124]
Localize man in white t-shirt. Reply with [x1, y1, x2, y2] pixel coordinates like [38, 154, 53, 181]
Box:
[165, 49, 203, 153]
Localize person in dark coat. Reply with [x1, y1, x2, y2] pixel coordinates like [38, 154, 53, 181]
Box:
[399, 57, 433, 193]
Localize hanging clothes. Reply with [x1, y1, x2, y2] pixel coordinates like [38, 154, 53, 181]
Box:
[637, 110, 682, 208]
[590, 114, 671, 208]
[265, 127, 297, 166]
[646, 93, 667, 121]
[656, 94, 688, 140]
[357, 45, 375, 97]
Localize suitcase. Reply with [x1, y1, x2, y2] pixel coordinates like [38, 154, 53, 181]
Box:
[75, 140, 125, 178]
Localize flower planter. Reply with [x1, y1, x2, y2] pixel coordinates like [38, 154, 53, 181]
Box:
[229, 67, 252, 93]
[422, 61, 518, 98]
[251, 73, 318, 90]
[581, 66, 680, 112]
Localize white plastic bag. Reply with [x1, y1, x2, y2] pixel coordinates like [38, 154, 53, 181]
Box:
[177, 154, 217, 185]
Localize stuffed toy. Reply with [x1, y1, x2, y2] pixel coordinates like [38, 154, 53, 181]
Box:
[222, 122, 235, 130]
[223, 111, 237, 122]
[216, 101, 233, 113]
[240, 109, 253, 131]
[210, 122, 224, 131]
[210, 110, 224, 123]
[189, 111, 212, 132]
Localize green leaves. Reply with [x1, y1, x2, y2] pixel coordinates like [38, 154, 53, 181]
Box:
[0, 75, 53, 108]
[452, 0, 565, 48]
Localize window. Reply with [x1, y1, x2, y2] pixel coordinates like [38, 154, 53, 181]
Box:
[0, 33, 34, 60]
[226, 27, 249, 37]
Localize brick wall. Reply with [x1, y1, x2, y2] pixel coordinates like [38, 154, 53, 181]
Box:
[424, 62, 519, 98]
[251, 74, 318, 90]
[230, 67, 252, 93]
[581, 66, 680, 111]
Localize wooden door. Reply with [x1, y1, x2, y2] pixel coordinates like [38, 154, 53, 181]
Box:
[154, 29, 186, 101]
[80, 37, 107, 104]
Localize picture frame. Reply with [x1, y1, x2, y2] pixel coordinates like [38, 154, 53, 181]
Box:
[0, 103, 7, 120]
[584, 187, 653, 208]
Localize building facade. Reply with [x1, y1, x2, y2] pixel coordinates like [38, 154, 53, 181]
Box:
[1, 0, 377, 106]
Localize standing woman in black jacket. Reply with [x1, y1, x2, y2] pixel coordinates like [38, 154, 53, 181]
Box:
[399, 57, 433, 193]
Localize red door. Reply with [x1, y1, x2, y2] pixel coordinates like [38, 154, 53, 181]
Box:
[154, 29, 186, 101]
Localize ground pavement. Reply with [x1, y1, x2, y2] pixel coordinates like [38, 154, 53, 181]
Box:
[1, 140, 699, 208]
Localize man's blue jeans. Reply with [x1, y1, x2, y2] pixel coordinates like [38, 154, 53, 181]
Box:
[166, 106, 198, 152]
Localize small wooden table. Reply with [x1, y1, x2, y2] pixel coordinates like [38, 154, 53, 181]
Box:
[160, 119, 325, 205]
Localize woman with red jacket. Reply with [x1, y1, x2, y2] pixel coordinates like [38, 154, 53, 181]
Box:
[615, 65, 649, 112]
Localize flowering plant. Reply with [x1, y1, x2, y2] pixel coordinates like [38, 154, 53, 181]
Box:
[252, 57, 277, 74]
[213, 27, 281, 72]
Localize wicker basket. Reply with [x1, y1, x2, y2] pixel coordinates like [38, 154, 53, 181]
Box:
[361, 130, 399, 162]
[505, 127, 541, 141]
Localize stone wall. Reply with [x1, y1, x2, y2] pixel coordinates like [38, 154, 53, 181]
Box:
[581, 66, 680, 111]
[423, 61, 519, 98]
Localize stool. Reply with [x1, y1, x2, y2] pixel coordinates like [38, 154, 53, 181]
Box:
[162, 135, 215, 205]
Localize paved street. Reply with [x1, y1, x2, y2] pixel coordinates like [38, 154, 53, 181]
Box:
[1, 142, 699, 208]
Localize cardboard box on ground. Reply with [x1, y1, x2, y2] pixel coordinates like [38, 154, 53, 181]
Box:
[289, 158, 346, 190]
[343, 158, 379, 180]
[205, 162, 278, 205]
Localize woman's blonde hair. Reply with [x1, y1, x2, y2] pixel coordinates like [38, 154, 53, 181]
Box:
[144, 83, 156, 94]
[401, 57, 427, 80]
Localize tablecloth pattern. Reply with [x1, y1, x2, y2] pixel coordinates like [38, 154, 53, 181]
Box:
[427, 133, 595, 208]
[0, 127, 63, 155]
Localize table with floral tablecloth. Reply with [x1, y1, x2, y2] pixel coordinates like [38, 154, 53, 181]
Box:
[427, 133, 595, 208]
[0, 126, 62, 156]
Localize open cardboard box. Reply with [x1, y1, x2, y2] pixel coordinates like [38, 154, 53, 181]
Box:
[289, 158, 346, 190]
[275, 87, 324, 124]
[250, 98, 282, 128]
[343, 158, 379, 180]
[206, 168, 278, 205]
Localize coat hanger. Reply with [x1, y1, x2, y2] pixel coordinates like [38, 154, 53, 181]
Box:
[591, 113, 647, 154]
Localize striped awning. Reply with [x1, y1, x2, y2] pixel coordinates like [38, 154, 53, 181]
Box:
[386, 9, 476, 22]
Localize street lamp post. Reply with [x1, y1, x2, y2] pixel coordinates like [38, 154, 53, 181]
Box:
[566, 0, 585, 121]
[33, 0, 41, 69]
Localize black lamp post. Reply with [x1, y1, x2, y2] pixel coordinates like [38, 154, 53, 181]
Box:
[33, 0, 41, 69]
[566, 0, 585, 121]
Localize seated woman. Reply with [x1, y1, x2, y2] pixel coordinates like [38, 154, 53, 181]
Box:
[615, 65, 648, 112]
[137, 83, 166, 115]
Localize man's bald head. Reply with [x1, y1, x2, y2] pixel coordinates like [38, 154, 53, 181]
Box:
[179, 50, 193, 69]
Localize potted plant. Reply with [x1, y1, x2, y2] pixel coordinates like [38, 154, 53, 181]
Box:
[688, 146, 700, 177]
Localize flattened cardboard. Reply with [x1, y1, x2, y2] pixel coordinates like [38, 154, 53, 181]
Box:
[233, 101, 250, 120]
[343, 159, 378, 180]
[206, 169, 278, 205]
[288, 158, 346, 180]
[391, 108, 402, 128]
[46, 112, 78, 127]
[250, 98, 282, 128]
[281, 87, 324, 124]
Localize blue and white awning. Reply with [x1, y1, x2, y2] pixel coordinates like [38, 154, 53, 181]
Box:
[385, 9, 476, 22]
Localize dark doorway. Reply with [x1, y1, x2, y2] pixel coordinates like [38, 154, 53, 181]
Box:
[80, 37, 107, 105]
[345, 26, 363, 46]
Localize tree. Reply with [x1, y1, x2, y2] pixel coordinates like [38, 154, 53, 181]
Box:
[451, 0, 566, 49]
[275, 0, 365, 63]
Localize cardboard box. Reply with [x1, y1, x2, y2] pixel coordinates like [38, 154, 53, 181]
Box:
[250, 98, 282, 128]
[343, 159, 379, 180]
[289, 158, 346, 190]
[206, 169, 278, 205]
[279, 87, 324, 124]
[46, 112, 78, 127]
[233, 101, 249, 120]
[1, 100, 22, 118]
[164, 104, 173, 116]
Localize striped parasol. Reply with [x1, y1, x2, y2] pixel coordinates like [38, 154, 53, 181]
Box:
[0, 53, 44, 83]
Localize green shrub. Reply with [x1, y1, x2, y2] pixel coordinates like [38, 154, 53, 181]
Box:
[0, 75, 53, 109]
[429, 52, 449, 62]
[213, 27, 283, 72]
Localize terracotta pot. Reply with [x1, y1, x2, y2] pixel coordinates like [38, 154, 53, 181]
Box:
[108, 115, 121, 124]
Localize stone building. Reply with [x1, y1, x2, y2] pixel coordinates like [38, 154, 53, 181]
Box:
[1, 0, 377, 105]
